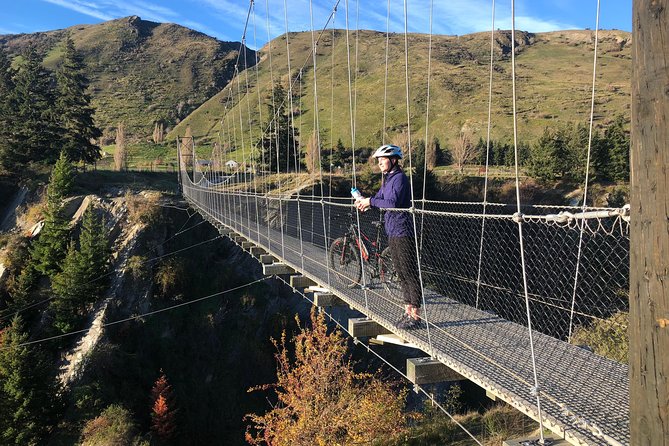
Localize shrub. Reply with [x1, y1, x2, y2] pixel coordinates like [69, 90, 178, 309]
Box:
[245, 308, 407, 445]
[80, 404, 144, 446]
[127, 255, 149, 281]
[482, 404, 537, 444]
[125, 190, 161, 225]
[154, 258, 186, 298]
[570, 311, 628, 363]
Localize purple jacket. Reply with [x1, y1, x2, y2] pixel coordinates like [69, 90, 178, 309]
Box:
[370, 168, 414, 238]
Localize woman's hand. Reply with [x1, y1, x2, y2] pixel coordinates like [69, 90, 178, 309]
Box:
[356, 197, 371, 212]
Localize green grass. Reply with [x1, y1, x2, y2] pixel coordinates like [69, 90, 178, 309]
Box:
[169, 29, 631, 160]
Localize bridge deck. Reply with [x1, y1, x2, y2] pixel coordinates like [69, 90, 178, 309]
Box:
[186, 194, 629, 446]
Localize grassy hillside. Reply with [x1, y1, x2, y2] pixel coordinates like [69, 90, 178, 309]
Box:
[170, 29, 631, 160]
[0, 16, 255, 142]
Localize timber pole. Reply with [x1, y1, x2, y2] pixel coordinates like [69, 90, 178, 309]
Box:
[630, 0, 669, 444]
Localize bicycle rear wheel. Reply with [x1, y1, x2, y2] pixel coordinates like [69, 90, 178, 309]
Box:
[329, 237, 362, 287]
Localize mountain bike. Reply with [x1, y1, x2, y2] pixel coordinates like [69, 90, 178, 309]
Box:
[329, 216, 397, 290]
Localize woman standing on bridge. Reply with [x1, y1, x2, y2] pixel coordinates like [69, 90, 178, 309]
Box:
[355, 144, 423, 330]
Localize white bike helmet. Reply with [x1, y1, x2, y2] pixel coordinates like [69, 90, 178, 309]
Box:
[372, 144, 403, 159]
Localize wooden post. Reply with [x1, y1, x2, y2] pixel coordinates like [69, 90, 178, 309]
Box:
[630, 1, 669, 444]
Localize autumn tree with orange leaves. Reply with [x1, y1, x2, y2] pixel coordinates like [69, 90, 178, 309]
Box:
[151, 371, 177, 443]
[245, 308, 407, 446]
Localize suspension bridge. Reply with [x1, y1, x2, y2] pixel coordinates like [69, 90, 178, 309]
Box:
[170, 0, 666, 444]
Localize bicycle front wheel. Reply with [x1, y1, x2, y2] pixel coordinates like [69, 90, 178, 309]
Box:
[329, 237, 362, 287]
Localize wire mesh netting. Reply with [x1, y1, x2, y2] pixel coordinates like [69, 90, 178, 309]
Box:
[180, 158, 630, 445]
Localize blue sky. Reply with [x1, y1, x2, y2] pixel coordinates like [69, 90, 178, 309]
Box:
[2, 0, 632, 50]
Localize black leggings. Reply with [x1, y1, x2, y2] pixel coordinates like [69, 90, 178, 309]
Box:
[388, 236, 422, 307]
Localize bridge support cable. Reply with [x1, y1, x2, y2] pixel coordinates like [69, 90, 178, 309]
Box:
[474, 0, 496, 310]
[402, 0, 435, 357]
[510, 0, 546, 442]
[262, 0, 287, 261]
[381, 0, 390, 144]
[343, 0, 372, 314]
[233, 67, 251, 237]
[240, 19, 263, 249]
[568, 0, 602, 343]
[309, 0, 334, 290]
[282, 0, 307, 273]
[250, 2, 274, 259]
[417, 0, 434, 257]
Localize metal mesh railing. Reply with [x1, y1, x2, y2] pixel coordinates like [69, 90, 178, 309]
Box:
[180, 160, 630, 445]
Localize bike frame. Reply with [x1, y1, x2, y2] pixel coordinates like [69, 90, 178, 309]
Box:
[346, 218, 384, 265]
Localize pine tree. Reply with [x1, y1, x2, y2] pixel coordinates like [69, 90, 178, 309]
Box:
[48, 151, 75, 202]
[0, 316, 59, 445]
[0, 48, 17, 171]
[150, 372, 177, 442]
[604, 116, 630, 182]
[77, 207, 110, 297]
[529, 126, 573, 181]
[6, 46, 59, 167]
[51, 208, 109, 333]
[211, 142, 224, 171]
[114, 122, 127, 171]
[257, 83, 300, 173]
[55, 37, 102, 165]
[6, 263, 39, 317]
[329, 138, 346, 169]
[31, 153, 74, 277]
[51, 241, 85, 333]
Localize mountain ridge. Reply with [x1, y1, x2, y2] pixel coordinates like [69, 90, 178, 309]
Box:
[0, 16, 255, 143]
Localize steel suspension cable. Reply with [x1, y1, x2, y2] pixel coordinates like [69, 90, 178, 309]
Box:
[310, 0, 332, 287]
[7, 277, 270, 349]
[283, 0, 306, 272]
[234, 66, 252, 236]
[401, 0, 434, 355]
[510, 1, 546, 440]
[344, 0, 371, 309]
[475, 0, 496, 309]
[382, 0, 391, 144]
[418, 0, 434, 255]
[326, 6, 337, 288]
[264, 0, 286, 260]
[241, 16, 262, 245]
[328, 9, 339, 200]
[568, 0, 601, 341]
[251, 1, 273, 251]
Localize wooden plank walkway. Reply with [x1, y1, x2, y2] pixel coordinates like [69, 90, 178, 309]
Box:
[185, 191, 629, 446]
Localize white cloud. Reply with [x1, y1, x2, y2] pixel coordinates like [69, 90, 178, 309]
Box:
[42, 0, 115, 21]
[41, 0, 183, 24]
[508, 16, 580, 32]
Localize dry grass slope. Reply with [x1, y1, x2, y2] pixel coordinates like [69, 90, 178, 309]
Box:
[171, 29, 631, 162]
